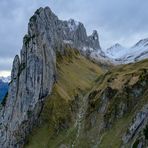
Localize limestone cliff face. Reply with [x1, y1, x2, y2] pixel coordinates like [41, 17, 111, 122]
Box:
[0, 7, 55, 148]
[0, 7, 101, 148]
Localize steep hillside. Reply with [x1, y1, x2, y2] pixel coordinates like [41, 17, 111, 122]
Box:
[25, 52, 148, 148]
[82, 59, 148, 148]
[25, 46, 104, 148]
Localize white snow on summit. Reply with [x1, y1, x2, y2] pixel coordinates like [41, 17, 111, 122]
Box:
[105, 43, 128, 59]
[120, 39, 148, 64]
[102, 39, 148, 64]
[68, 19, 80, 32]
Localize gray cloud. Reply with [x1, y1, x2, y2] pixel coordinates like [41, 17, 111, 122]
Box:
[0, 0, 148, 74]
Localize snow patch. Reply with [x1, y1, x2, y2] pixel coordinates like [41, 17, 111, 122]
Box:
[63, 40, 73, 44]
[82, 47, 95, 52]
[68, 19, 80, 32]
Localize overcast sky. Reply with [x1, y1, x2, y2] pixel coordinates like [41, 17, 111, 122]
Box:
[0, 0, 148, 76]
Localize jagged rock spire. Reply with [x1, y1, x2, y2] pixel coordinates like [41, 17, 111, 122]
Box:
[11, 55, 20, 80]
[88, 30, 101, 50]
[28, 6, 101, 52]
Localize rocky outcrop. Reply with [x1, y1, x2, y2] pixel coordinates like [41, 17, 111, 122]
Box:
[122, 105, 148, 144]
[88, 30, 100, 50]
[78, 61, 148, 147]
[0, 6, 102, 148]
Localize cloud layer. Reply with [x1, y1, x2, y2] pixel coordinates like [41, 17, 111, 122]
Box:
[0, 0, 148, 74]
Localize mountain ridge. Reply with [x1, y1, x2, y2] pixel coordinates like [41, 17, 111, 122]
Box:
[102, 39, 148, 64]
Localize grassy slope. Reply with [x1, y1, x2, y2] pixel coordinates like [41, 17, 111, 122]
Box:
[25, 47, 104, 148]
[25, 46, 148, 148]
[84, 59, 148, 148]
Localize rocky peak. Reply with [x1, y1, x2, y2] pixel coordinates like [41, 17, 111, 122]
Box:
[0, 6, 102, 148]
[28, 6, 101, 52]
[67, 19, 80, 31]
[106, 43, 126, 55]
[88, 30, 101, 50]
[92, 30, 99, 40]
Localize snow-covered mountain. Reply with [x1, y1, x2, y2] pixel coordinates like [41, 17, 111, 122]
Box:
[101, 38, 148, 64]
[122, 38, 148, 64]
[0, 76, 11, 83]
[105, 43, 128, 59]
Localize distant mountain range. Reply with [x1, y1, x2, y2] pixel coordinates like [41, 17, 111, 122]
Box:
[89, 38, 148, 65]
[104, 38, 148, 64]
[0, 76, 10, 102]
